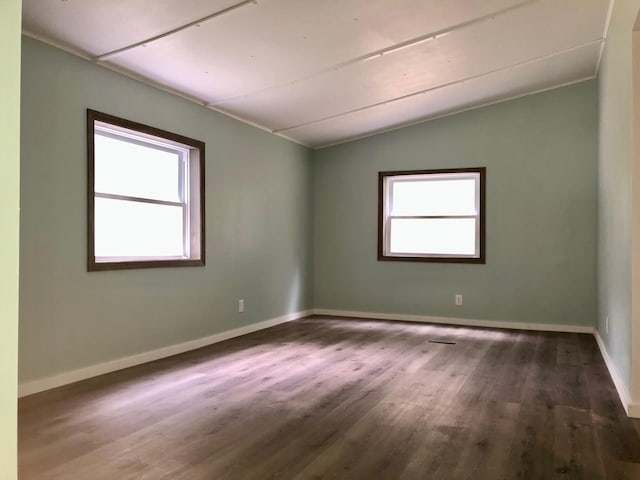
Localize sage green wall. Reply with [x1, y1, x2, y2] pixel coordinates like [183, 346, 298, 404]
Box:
[597, 0, 640, 397]
[313, 82, 598, 326]
[19, 37, 313, 384]
[0, 1, 21, 477]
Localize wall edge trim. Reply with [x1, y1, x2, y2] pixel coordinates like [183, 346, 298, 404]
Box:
[18, 310, 312, 397]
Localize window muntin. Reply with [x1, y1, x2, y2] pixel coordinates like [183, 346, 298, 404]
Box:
[378, 168, 485, 263]
[88, 110, 205, 271]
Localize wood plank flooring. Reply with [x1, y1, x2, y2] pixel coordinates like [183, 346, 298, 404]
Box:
[19, 316, 640, 479]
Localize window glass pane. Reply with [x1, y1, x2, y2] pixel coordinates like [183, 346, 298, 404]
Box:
[95, 198, 184, 258]
[391, 178, 477, 216]
[389, 218, 477, 256]
[94, 133, 182, 202]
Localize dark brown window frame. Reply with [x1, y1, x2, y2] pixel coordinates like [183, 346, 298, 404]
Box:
[87, 109, 206, 271]
[378, 167, 486, 264]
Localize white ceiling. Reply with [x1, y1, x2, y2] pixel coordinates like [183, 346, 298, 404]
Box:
[22, 0, 612, 148]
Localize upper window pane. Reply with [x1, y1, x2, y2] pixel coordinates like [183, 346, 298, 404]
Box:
[391, 177, 477, 216]
[94, 131, 182, 202]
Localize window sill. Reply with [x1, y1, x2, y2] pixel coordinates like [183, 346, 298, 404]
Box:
[377, 254, 485, 264]
[88, 258, 205, 271]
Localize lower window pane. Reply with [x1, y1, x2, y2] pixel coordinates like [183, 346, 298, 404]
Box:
[389, 218, 477, 256]
[95, 198, 184, 258]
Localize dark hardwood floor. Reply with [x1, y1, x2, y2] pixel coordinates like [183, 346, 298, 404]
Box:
[19, 316, 640, 479]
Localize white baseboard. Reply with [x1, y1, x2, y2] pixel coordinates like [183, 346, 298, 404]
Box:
[18, 310, 312, 398]
[312, 309, 595, 334]
[593, 330, 636, 417]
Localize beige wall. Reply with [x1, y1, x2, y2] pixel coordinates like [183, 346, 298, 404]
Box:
[0, 0, 21, 477]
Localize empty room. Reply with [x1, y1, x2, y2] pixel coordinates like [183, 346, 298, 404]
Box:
[3, 0, 640, 478]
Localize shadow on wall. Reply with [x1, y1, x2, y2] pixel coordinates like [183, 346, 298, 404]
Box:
[286, 268, 303, 314]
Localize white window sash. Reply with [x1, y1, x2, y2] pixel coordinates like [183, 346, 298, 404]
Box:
[93, 127, 192, 261]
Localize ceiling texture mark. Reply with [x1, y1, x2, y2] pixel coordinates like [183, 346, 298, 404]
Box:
[211, 0, 539, 106]
[273, 39, 603, 134]
[94, 0, 258, 61]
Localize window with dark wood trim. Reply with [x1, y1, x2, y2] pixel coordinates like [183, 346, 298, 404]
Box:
[378, 167, 485, 263]
[87, 109, 205, 271]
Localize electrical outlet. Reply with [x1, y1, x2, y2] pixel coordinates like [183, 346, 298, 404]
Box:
[455, 294, 463, 306]
[606, 316, 609, 334]
[238, 299, 245, 313]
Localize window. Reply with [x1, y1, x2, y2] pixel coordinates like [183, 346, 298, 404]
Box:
[87, 110, 205, 271]
[378, 167, 485, 263]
